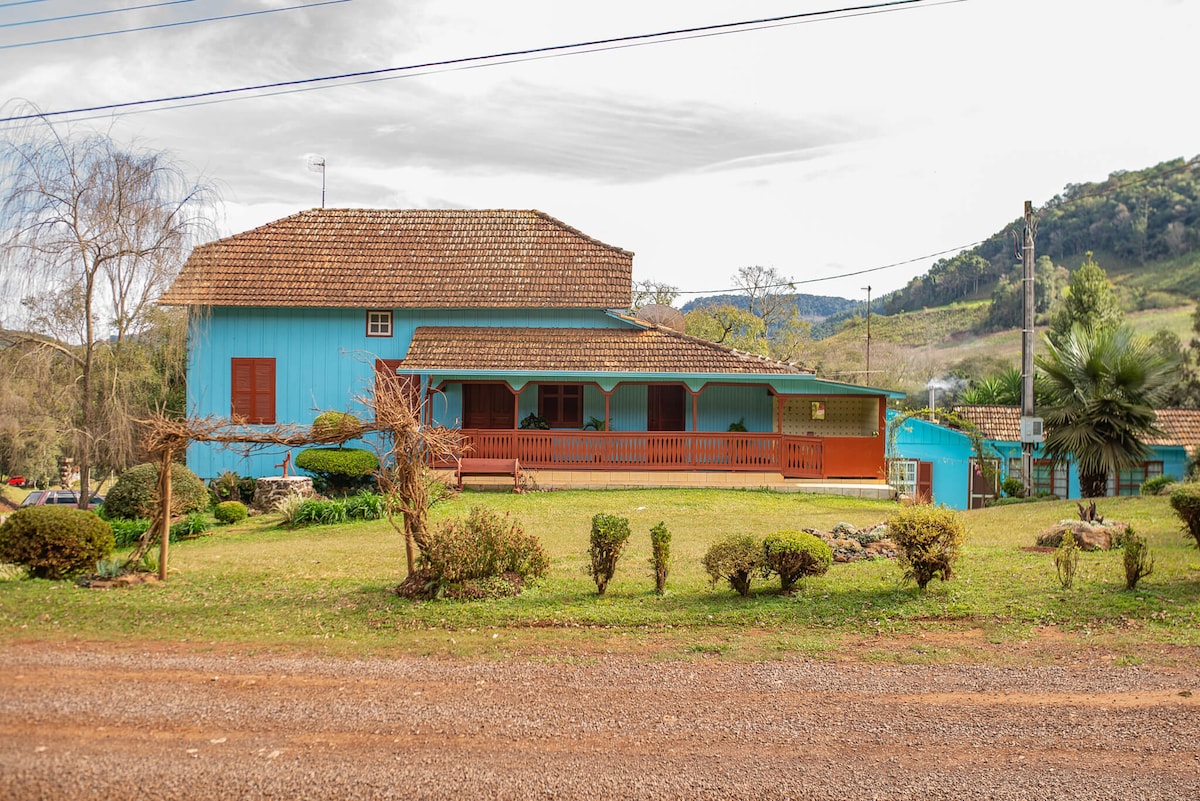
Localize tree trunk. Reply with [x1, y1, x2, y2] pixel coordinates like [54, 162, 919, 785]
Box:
[1079, 470, 1108, 499]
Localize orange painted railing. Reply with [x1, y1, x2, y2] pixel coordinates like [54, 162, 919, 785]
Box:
[456, 430, 847, 479]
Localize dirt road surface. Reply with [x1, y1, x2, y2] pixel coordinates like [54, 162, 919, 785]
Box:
[1, 641, 1198, 800]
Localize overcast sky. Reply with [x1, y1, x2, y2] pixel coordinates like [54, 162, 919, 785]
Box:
[2, 0, 1197, 302]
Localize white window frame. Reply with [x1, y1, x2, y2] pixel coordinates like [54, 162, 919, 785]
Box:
[889, 459, 918, 497]
[366, 310, 393, 338]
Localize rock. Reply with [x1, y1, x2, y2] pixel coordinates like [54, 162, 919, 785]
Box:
[1036, 522, 1114, 551]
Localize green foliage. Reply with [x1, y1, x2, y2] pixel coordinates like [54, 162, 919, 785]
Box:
[170, 512, 212, 539]
[886, 504, 966, 590]
[588, 513, 632, 595]
[1054, 531, 1079, 589]
[1122, 527, 1154, 590]
[1001, 476, 1026, 498]
[311, 411, 363, 442]
[1168, 483, 1200, 549]
[210, 471, 254, 504]
[1048, 253, 1124, 347]
[702, 534, 764, 597]
[106, 517, 152, 548]
[294, 447, 378, 495]
[104, 462, 209, 521]
[0, 506, 114, 580]
[213, 501, 248, 525]
[343, 490, 385, 521]
[762, 529, 832, 592]
[726, 417, 748, 433]
[684, 303, 768, 355]
[291, 499, 349, 528]
[518, 413, 550, 430]
[414, 506, 549, 598]
[649, 521, 671, 595]
[1037, 324, 1175, 497]
[1140, 476, 1175, 496]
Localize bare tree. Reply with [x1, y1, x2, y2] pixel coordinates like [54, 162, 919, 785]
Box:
[358, 379, 462, 575]
[732, 265, 796, 332]
[0, 113, 213, 505]
[630, 279, 681, 312]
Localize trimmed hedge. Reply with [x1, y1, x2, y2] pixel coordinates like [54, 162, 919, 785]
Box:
[0, 506, 114, 580]
[887, 504, 966, 589]
[103, 463, 209, 521]
[295, 447, 378, 494]
[763, 529, 832, 592]
[588, 513, 632, 595]
[1169, 482, 1200, 549]
[214, 501, 248, 524]
[702, 534, 764, 597]
[311, 411, 363, 441]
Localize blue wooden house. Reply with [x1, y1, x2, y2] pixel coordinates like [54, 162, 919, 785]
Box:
[888, 404, 1200, 509]
[161, 208, 899, 493]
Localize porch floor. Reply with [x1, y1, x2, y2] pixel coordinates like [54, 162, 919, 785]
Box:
[437, 468, 895, 500]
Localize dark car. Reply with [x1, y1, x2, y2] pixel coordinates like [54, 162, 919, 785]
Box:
[19, 490, 104, 510]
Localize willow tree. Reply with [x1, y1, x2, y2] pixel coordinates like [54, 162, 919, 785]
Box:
[0, 115, 213, 505]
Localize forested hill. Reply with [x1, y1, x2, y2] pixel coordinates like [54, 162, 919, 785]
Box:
[680, 292, 858, 320]
[883, 156, 1200, 316]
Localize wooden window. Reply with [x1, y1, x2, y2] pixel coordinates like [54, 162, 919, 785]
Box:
[538, 384, 583, 428]
[366, 310, 393, 337]
[648, 385, 686, 431]
[231, 358, 275, 424]
[463, 383, 515, 429]
[1009, 458, 1067, 497]
[1109, 461, 1164, 496]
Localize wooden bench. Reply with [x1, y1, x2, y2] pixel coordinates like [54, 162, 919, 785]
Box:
[456, 458, 521, 491]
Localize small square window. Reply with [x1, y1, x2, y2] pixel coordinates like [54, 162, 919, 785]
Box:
[367, 310, 393, 338]
[811, 401, 826, 421]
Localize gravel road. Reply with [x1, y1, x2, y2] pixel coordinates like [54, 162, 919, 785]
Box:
[2, 642, 1198, 800]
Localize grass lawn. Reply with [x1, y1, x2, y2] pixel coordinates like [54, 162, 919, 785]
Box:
[2, 488, 1199, 663]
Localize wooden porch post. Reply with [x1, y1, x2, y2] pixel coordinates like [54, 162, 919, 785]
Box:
[691, 388, 699, 432]
[512, 384, 520, 429]
[603, 389, 611, 429]
[776, 393, 785, 434]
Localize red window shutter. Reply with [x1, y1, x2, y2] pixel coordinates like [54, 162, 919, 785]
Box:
[231, 358, 275, 424]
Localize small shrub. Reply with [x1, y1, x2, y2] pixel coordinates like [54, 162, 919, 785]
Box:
[311, 411, 364, 441]
[1002, 476, 1025, 498]
[1168, 483, 1200, 549]
[1054, 531, 1079, 589]
[213, 501, 248, 525]
[886, 504, 966, 590]
[104, 463, 209, 521]
[1140, 475, 1175, 496]
[649, 521, 671, 595]
[295, 447, 378, 494]
[209, 470, 244, 504]
[763, 529, 832, 592]
[170, 512, 212, 539]
[343, 490, 385, 521]
[291, 498, 349, 527]
[106, 517, 153, 548]
[588, 513, 632, 595]
[702, 534, 764, 597]
[274, 494, 307, 528]
[413, 506, 549, 598]
[0, 506, 114, 580]
[1122, 526, 1154, 590]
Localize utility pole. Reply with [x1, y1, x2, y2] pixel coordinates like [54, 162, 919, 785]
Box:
[1019, 201, 1041, 496]
[862, 284, 872, 378]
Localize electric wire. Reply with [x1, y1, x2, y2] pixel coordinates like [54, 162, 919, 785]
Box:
[0, 0, 351, 50]
[0, 0, 955, 123]
[1, 1, 205, 30]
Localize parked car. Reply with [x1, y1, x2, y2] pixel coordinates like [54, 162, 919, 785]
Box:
[5, 476, 27, 487]
[19, 490, 104, 510]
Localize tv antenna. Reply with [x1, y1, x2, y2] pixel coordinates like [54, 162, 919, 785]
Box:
[307, 154, 326, 208]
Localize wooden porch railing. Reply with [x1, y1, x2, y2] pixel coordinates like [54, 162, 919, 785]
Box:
[455, 430, 829, 479]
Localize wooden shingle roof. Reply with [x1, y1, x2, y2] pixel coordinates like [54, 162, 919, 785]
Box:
[159, 209, 634, 308]
[398, 326, 809, 375]
[951, 405, 1200, 449]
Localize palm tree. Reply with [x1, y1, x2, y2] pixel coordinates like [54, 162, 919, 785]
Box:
[1036, 324, 1175, 497]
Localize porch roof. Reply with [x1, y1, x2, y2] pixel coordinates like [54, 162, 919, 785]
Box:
[400, 325, 903, 396]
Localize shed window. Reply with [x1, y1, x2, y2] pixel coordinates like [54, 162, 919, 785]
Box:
[367, 310, 393, 337]
[538, 384, 583, 428]
[231, 358, 275, 424]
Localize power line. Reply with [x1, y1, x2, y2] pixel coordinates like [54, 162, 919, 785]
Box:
[0, 0, 351, 50]
[0, 0, 956, 122]
[0, 1, 51, 8]
[670, 241, 988, 296]
[1, 1, 204, 30]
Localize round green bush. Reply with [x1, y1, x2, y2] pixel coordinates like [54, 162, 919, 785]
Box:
[0, 506, 114, 580]
[295, 447, 378, 494]
[103, 463, 209, 521]
[886, 504, 967, 589]
[1169, 482, 1200, 549]
[763, 529, 832, 592]
[213, 501, 248, 524]
[1141, 475, 1175, 497]
[702, 534, 764, 597]
[311, 411, 363, 441]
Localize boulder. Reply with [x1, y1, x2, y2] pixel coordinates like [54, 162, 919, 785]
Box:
[1036, 521, 1116, 551]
